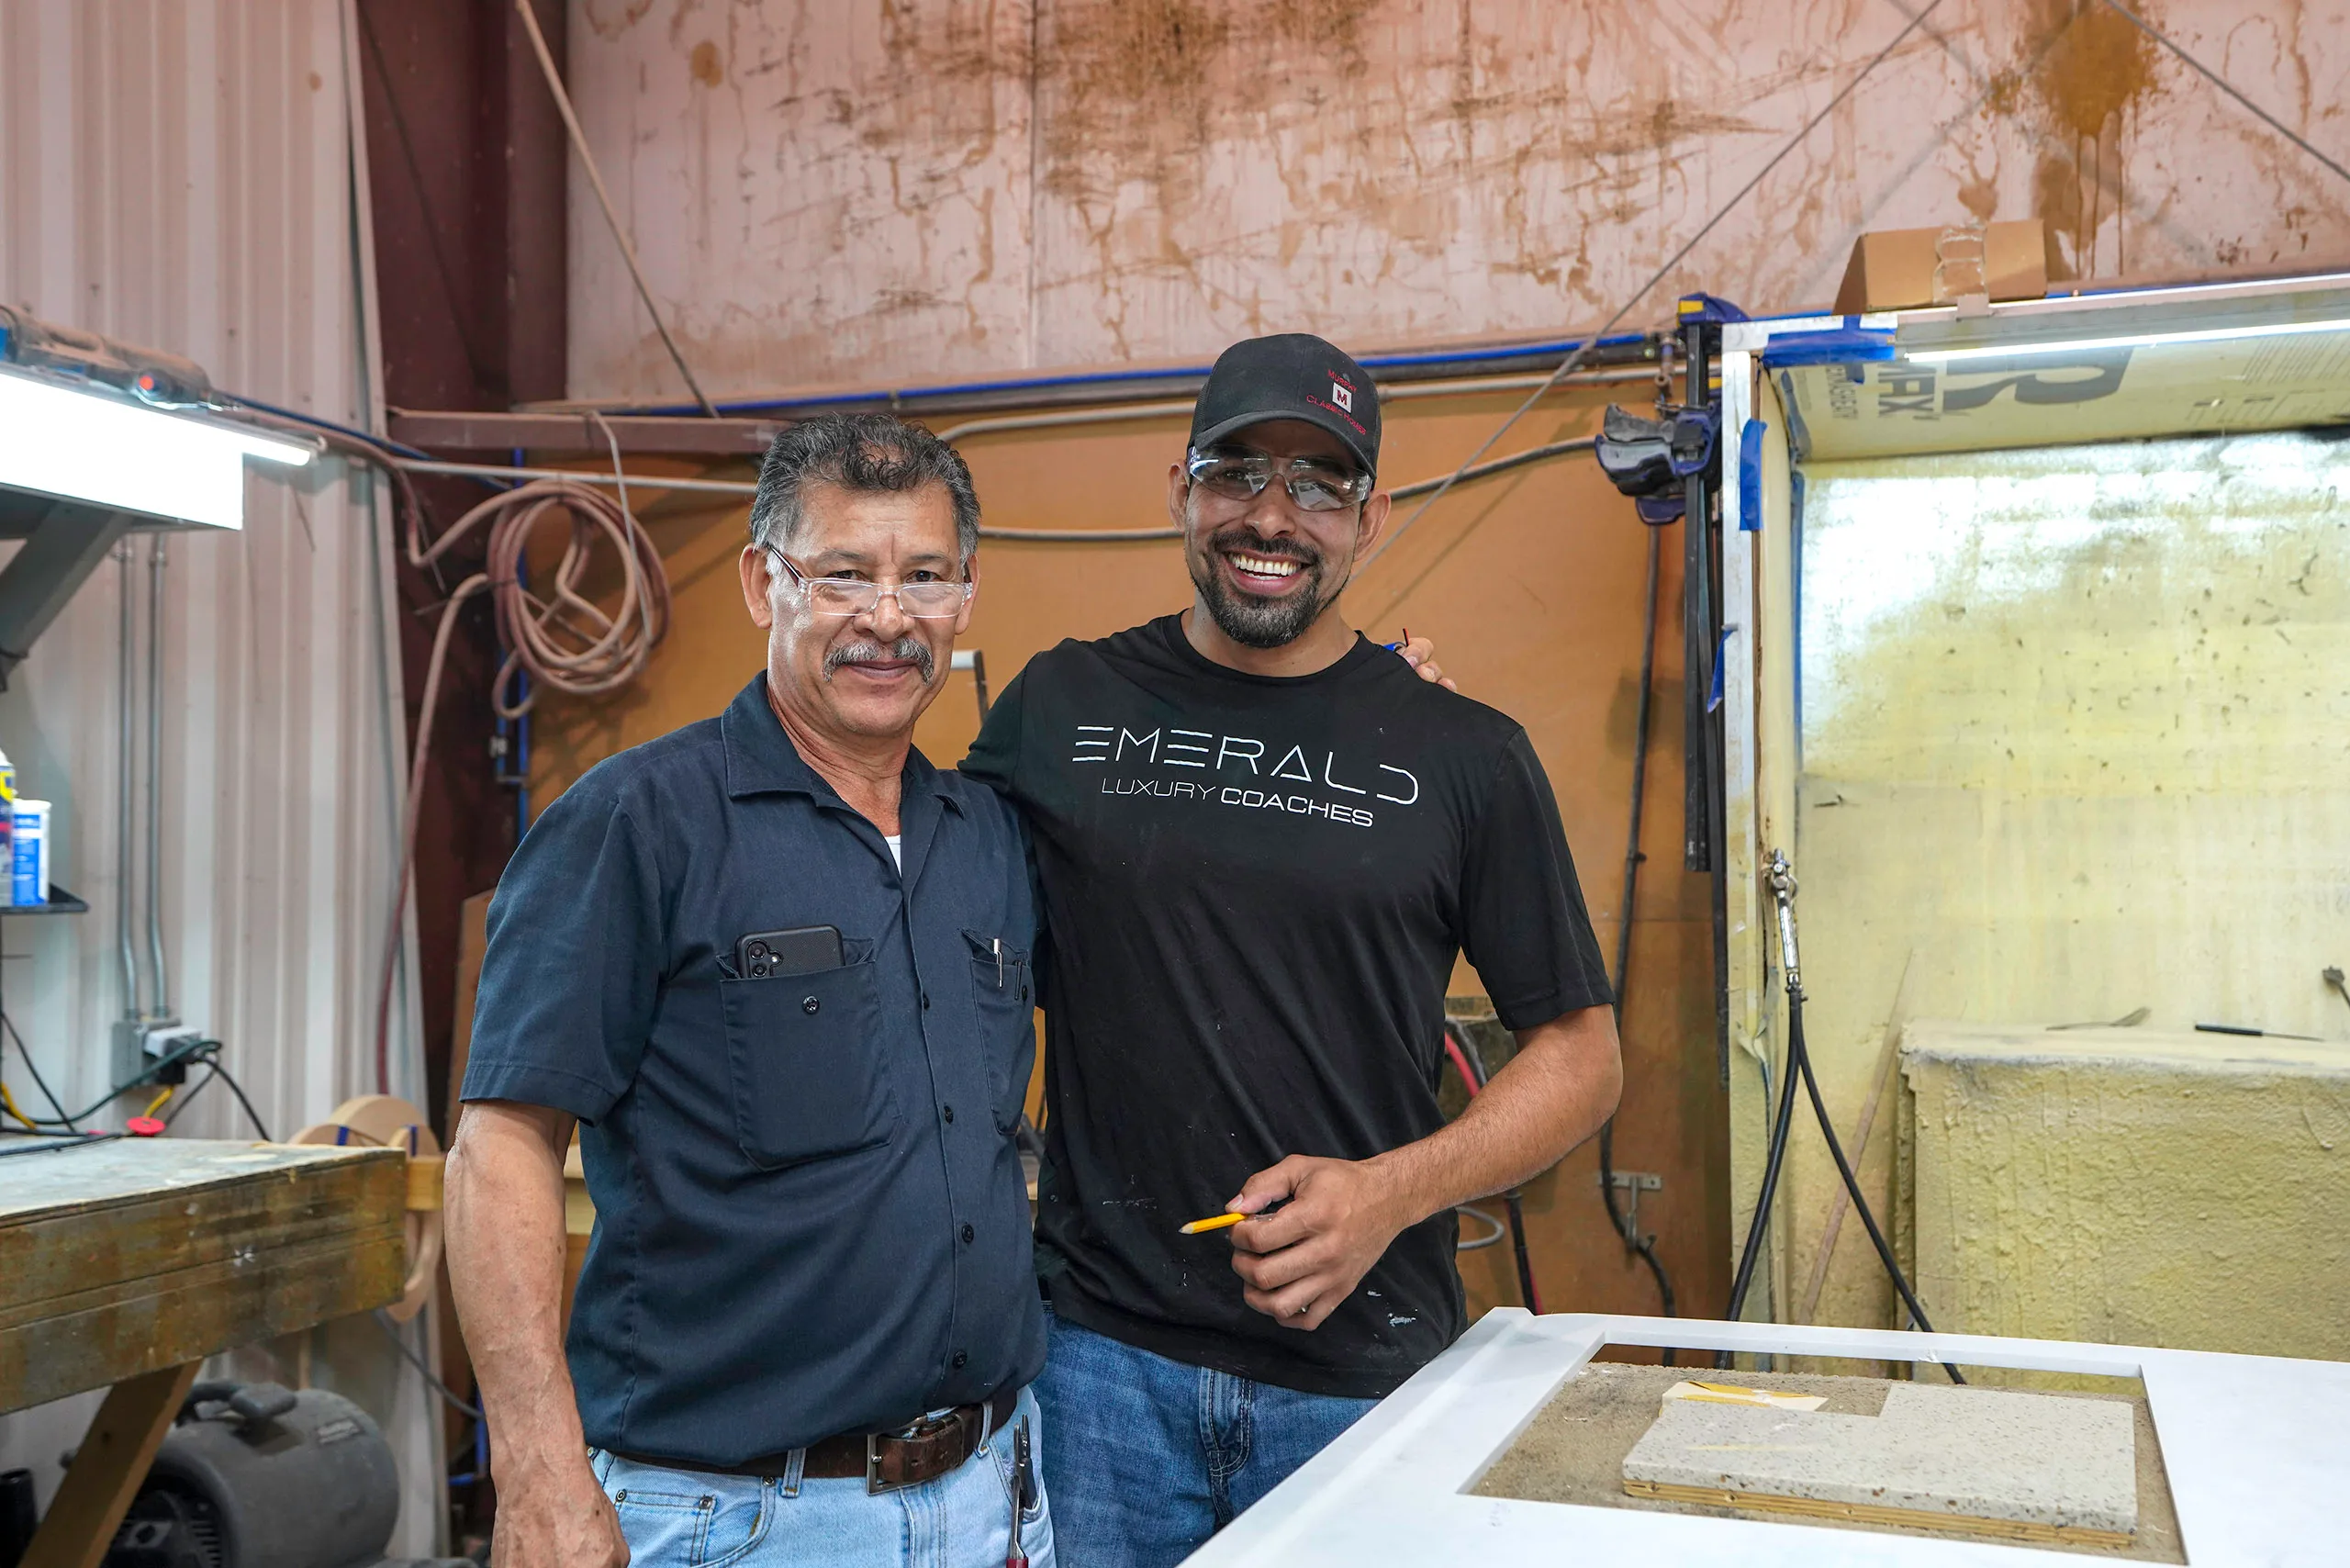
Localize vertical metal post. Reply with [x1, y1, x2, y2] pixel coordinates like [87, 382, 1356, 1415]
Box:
[146, 536, 169, 1017]
[115, 542, 142, 1024]
[1682, 322, 1714, 874]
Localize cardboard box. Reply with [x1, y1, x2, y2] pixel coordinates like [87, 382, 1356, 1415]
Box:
[1832, 218, 2063, 314]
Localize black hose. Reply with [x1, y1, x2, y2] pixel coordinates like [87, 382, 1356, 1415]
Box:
[1595, 525, 1678, 1360]
[1788, 995, 1964, 1383]
[1718, 1010, 1800, 1366]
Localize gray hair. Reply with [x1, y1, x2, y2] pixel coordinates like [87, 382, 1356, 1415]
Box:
[748, 412, 981, 564]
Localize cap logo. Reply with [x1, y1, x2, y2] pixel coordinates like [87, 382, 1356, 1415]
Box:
[1328, 378, 1355, 413]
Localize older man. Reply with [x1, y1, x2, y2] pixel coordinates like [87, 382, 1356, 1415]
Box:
[960, 333, 1622, 1566]
[447, 415, 1052, 1568]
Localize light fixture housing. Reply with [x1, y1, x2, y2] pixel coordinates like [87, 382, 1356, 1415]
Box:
[1904, 316, 2350, 364]
[0, 365, 312, 532]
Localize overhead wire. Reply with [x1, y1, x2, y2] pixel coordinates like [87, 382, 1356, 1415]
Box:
[2098, 1, 2350, 193]
[370, 412, 672, 1094]
[369, 426, 1606, 545]
[1357, 0, 1951, 579]
[510, 0, 719, 417]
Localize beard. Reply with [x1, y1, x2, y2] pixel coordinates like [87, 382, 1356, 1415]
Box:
[1190, 521, 1341, 650]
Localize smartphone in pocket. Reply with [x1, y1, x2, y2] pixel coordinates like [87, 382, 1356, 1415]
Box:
[735, 924, 844, 980]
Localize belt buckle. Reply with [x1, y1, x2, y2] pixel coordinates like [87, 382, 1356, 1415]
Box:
[865, 1411, 960, 1495]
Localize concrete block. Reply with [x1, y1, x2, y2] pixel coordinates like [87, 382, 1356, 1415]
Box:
[1622, 1383, 2136, 1534]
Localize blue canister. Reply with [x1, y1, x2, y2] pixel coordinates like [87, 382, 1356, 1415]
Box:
[11, 800, 48, 905]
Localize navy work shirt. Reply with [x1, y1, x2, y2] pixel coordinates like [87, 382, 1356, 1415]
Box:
[462, 673, 1044, 1463]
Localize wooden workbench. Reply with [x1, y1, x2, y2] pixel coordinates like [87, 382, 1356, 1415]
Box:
[0, 1136, 406, 1567]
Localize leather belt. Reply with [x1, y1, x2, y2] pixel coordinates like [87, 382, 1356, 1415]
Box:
[610, 1387, 1019, 1495]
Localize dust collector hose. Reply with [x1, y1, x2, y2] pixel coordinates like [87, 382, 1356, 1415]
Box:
[371, 475, 671, 1093]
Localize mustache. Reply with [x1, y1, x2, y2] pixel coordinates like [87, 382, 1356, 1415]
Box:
[1207, 527, 1321, 567]
[823, 637, 935, 682]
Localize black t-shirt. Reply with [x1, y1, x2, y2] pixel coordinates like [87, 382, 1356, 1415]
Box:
[959, 614, 1612, 1398]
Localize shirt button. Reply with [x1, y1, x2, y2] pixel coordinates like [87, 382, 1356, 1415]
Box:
[961, 1223, 975, 1244]
[952, 1350, 968, 1369]
[942, 1104, 956, 1124]
[922, 992, 931, 1010]
[801, 996, 820, 1015]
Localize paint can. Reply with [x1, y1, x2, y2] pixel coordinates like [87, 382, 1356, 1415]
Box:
[10, 799, 49, 905]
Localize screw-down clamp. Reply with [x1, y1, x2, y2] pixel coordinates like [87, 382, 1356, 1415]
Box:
[1766, 848, 1804, 1002]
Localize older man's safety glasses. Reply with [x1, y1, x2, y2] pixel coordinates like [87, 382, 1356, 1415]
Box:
[770, 550, 974, 619]
[1185, 446, 1373, 512]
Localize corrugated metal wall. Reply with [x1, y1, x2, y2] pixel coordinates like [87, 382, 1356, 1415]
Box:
[565, 0, 2350, 400]
[0, 0, 433, 1544]
[0, 0, 413, 1148]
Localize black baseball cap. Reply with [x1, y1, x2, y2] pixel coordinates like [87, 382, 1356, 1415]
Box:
[1190, 333, 1381, 478]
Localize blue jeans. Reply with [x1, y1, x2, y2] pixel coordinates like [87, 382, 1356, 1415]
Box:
[588, 1386, 1053, 1568]
[1034, 1311, 1378, 1568]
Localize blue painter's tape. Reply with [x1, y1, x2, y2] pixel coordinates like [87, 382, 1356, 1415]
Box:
[1758, 328, 1897, 367]
[1739, 418, 1766, 531]
[1707, 624, 1736, 714]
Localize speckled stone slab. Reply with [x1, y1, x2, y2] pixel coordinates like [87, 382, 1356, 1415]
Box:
[1622, 1383, 2137, 1534]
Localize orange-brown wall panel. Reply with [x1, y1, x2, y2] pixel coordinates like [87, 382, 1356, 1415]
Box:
[527, 386, 1727, 1331]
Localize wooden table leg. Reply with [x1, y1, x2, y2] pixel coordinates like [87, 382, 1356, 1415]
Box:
[19, 1361, 199, 1568]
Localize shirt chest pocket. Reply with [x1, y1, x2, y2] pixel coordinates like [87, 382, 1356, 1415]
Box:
[719, 957, 902, 1170]
[962, 930, 1034, 1135]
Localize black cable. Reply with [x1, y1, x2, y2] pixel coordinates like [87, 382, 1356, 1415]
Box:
[161, 1065, 219, 1128]
[370, 1310, 484, 1420]
[1596, 524, 1677, 1362]
[4, 1010, 80, 1131]
[1718, 1014, 1800, 1366]
[1788, 995, 1964, 1384]
[5, 1035, 218, 1129]
[1504, 1192, 1541, 1315]
[0, 1131, 125, 1160]
[205, 1058, 274, 1141]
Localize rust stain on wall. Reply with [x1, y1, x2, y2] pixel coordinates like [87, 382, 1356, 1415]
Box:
[569, 1, 2350, 398]
[2020, 0, 2163, 276]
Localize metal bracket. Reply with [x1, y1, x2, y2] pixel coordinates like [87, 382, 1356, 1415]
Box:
[1597, 1170, 1663, 1245]
[0, 490, 139, 688]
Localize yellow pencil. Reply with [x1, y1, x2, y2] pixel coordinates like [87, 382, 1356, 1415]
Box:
[1179, 1212, 1248, 1235]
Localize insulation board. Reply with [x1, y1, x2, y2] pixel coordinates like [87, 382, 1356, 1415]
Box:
[1621, 1383, 2136, 1537]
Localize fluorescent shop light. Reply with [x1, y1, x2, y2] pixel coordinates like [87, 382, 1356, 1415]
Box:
[0, 368, 310, 531]
[1906, 317, 2350, 364]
